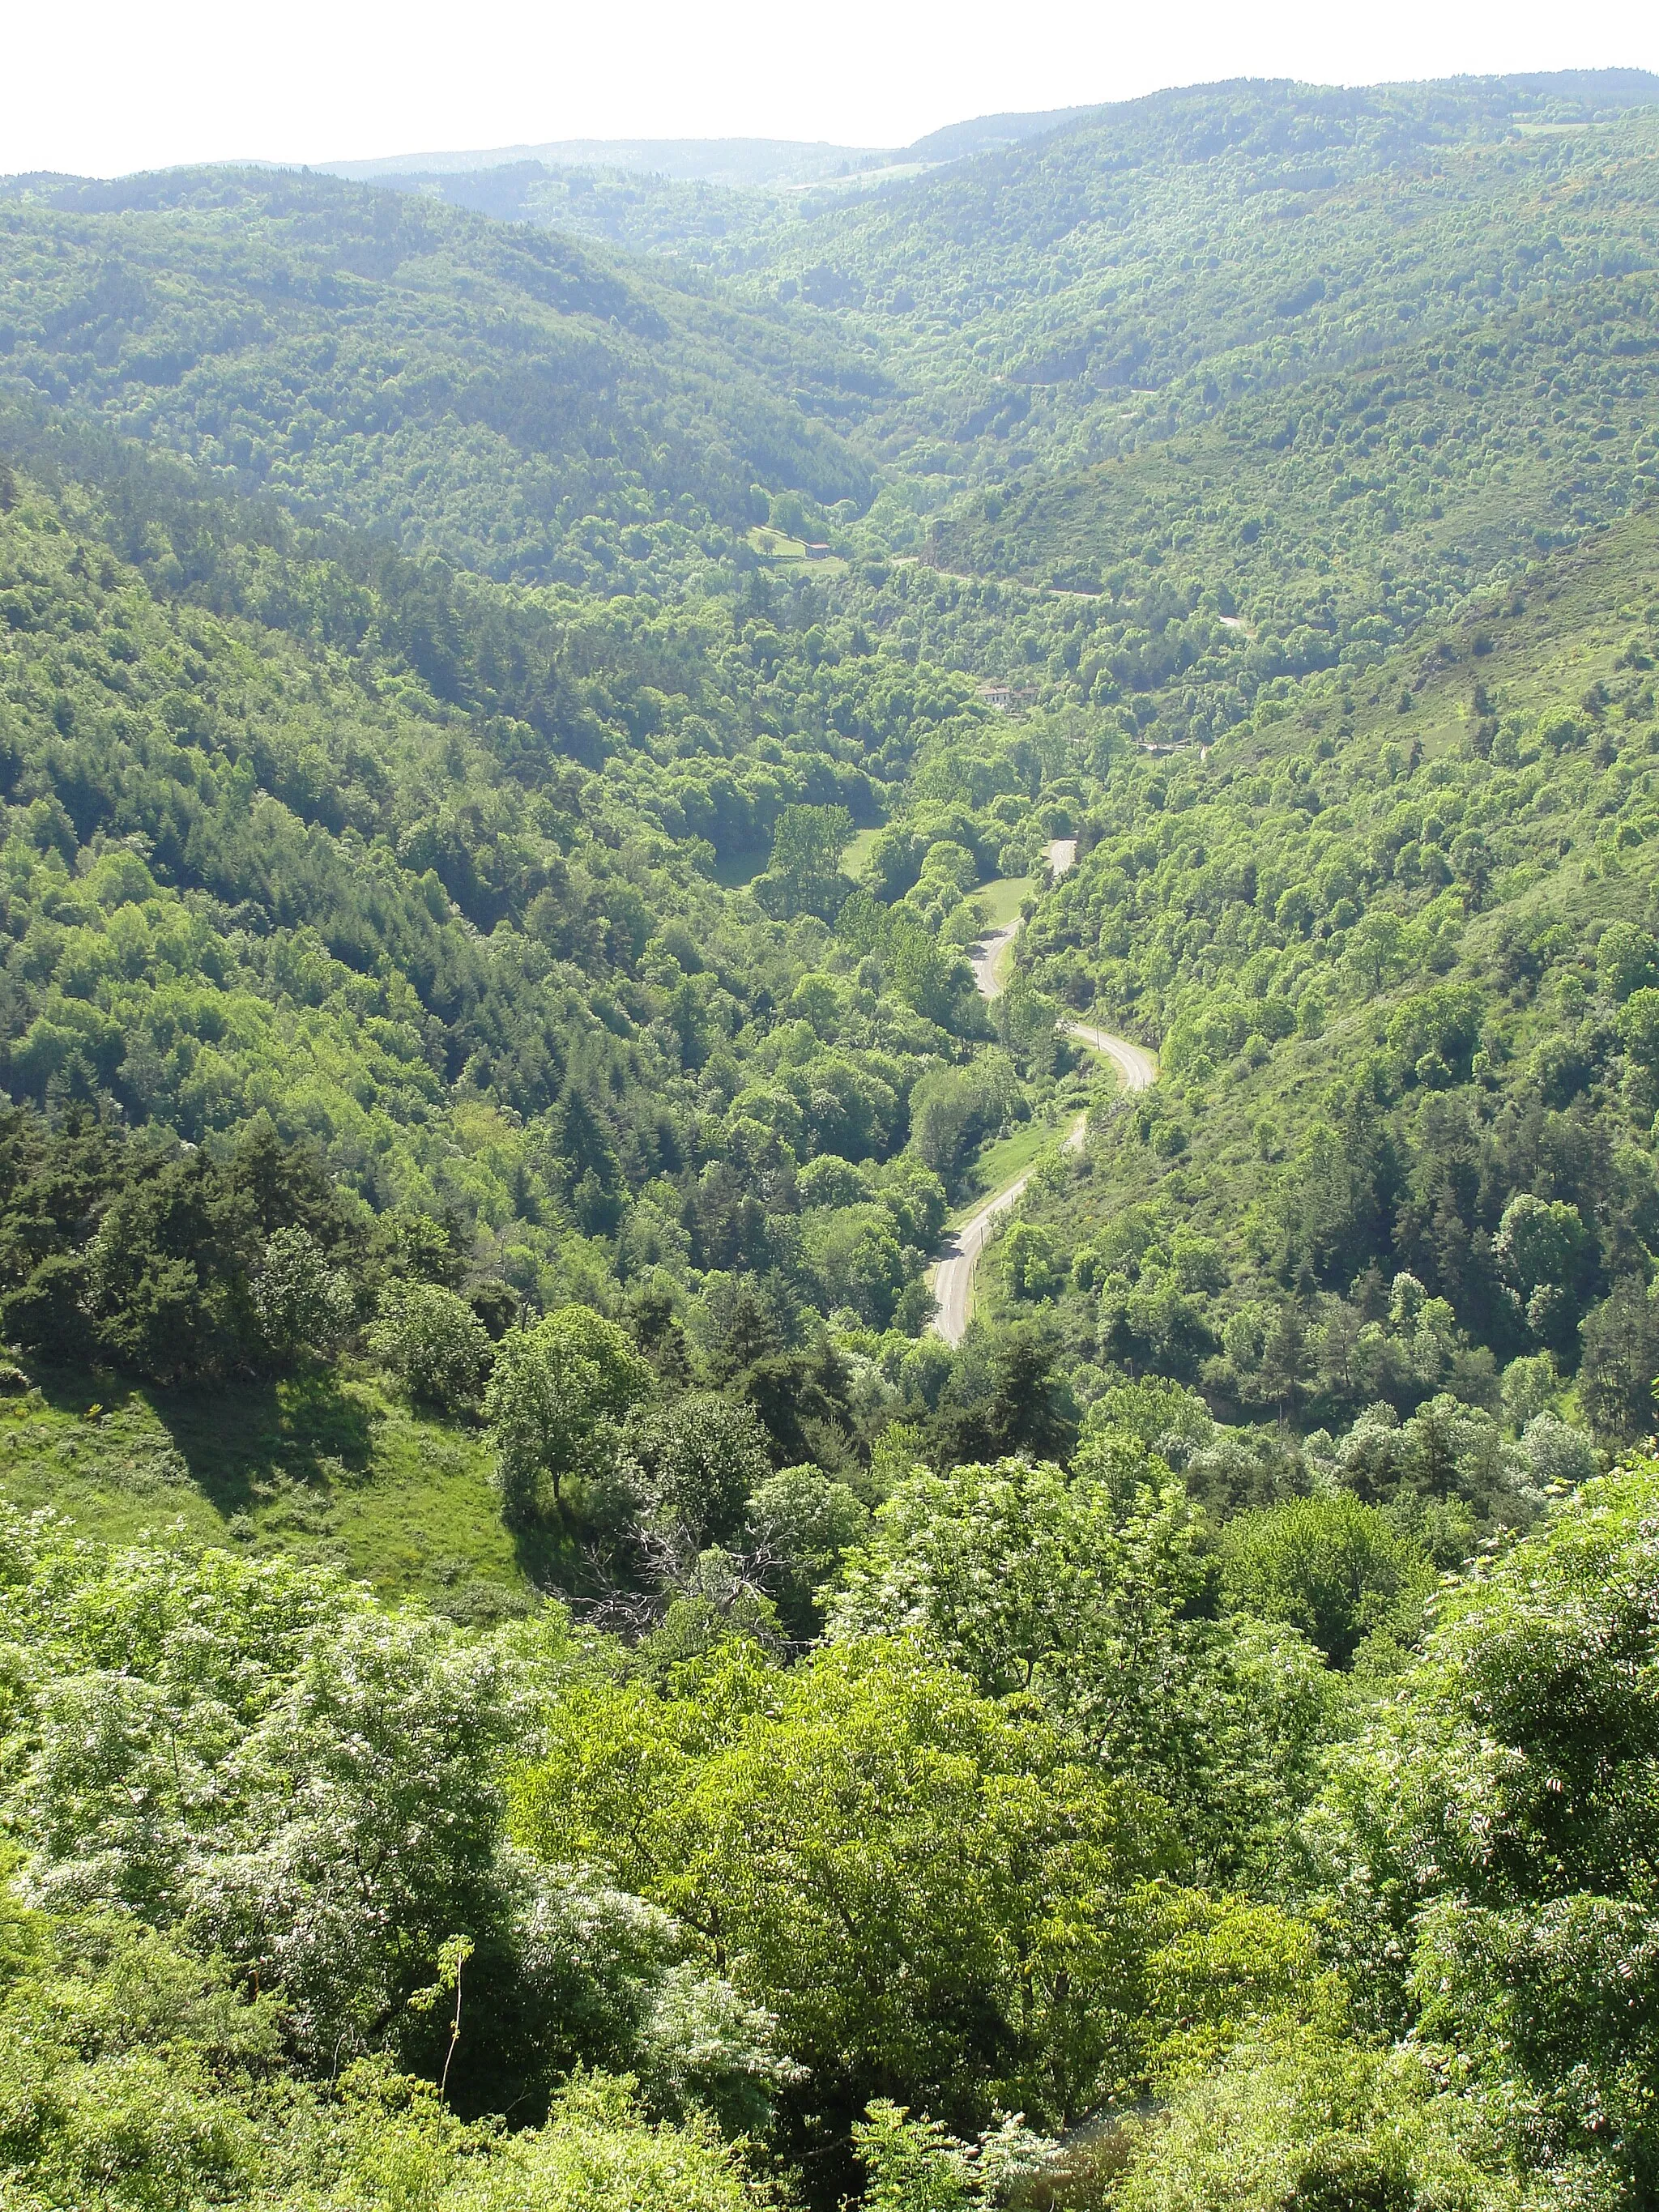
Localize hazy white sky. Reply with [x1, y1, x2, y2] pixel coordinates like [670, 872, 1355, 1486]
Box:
[7, 0, 1659, 177]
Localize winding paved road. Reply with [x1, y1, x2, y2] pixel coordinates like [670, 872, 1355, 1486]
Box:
[968, 838, 1078, 1002]
[929, 841, 1158, 1345]
[1060, 1022, 1160, 1096]
[970, 918, 1023, 1002]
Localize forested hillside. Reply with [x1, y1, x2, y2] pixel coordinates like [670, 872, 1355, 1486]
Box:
[750, 75, 1659, 697]
[1004, 511, 1659, 1449]
[2, 66, 1659, 2212]
[0, 170, 876, 583]
[757, 75, 1659, 485]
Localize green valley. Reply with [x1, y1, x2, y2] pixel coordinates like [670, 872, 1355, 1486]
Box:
[3, 64, 1659, 2212]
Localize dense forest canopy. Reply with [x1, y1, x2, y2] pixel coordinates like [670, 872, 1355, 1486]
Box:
[0, 169, 878, 584]
[2, 63, 1659, 2212]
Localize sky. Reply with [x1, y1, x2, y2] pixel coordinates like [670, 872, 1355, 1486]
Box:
[6, 0, 1659, 177]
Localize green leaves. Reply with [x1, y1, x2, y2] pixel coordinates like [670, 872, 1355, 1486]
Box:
[1309, 1464, 1659, 2194]
[516, 1634, 1171, 2136]
[484, 1305, 652, 1519]
[369, 1282, 495, 1412]
[854, 2102, 1054, 2212]
[620, 1392, 774, 1548]
[827, 1452, 1333, 1881]
[1115, 2025, 1530, 2212]
[749, 803, 855, 922]
[1218, 1494, 1435, 1669]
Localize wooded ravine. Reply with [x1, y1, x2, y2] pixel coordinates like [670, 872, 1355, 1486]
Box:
[2, 69, 1659, 2212]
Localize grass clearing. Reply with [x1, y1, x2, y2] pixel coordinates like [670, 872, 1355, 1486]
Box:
[952, 1117, 1053, 1221]
[0, 1366, 556, 1615]
[842, 825, 883, 880]
[974, 875, 1033, 927]
[744, 526, 848, 576]
[710, 846, 769, 889]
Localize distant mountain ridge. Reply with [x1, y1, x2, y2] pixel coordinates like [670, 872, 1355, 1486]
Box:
[309, 71, 1659, 197]
[318, 107, 1095, 191]
[900, 107, 1097, 163]
[325, 137, 885, 190]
